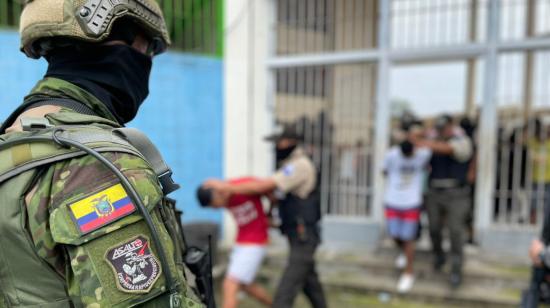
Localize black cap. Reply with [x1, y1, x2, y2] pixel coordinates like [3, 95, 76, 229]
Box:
[196, 186, 213, 207]
[264, 125, 303, 142]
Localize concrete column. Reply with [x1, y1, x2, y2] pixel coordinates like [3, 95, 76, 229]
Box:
[371, 0, 391, 223]
[475, 0, 500, 235]
[223, 0, 275, 246]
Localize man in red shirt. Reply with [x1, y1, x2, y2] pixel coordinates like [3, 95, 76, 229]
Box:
[197, 178, 272, 308]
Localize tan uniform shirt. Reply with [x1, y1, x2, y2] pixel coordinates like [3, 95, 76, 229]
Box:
[271, 147, 317, 199]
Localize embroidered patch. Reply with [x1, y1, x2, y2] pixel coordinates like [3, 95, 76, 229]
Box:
[283, 164, 295, 176]
[105, 235, 162, 293]
[68, 183, 136, 234]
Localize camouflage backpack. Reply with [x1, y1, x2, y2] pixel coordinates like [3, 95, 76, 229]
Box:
[0, 112, 204, 307]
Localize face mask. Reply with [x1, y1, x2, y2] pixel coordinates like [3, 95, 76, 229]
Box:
[45, 44, 153, 124]
[276, 145, 297, 163]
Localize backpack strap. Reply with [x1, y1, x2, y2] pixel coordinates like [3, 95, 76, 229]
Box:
[0, 125, 143, 184]
[0, 97, 99, 134]
[114, 128, 180, 195]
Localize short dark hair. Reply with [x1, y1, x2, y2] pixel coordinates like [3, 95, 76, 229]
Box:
[400, 140, 414, 157]
[196, 186, 213, 207]
[435, 114, 453, 131]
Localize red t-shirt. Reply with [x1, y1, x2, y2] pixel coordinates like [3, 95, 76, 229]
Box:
[226, 178, 269, 245]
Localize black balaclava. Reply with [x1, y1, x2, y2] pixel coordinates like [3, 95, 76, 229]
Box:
[45, 42, 152, 124]
[275, 144, 297, 164]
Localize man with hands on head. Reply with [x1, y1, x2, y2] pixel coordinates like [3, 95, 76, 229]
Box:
[205, 126, 327, 308]
[196, 178, 272, 308]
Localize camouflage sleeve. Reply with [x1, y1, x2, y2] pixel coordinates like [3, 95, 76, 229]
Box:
[26, 152, 201, 307]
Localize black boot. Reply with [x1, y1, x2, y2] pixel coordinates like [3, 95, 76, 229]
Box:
[433, 253, 446, 271]
[450, 265, 462, 289]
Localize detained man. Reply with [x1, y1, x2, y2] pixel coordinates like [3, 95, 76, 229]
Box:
[383, 139, 432, 293]
[197, 178, 272, 308]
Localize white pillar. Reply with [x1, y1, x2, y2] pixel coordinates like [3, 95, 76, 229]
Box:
[475, 0, 500, 234]
[223, 0, 275, 246]
[371, 0, 392, 224]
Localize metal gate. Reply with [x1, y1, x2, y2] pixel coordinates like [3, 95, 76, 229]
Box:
[269, 0, 550, 233]
[273, 0, 378, 216]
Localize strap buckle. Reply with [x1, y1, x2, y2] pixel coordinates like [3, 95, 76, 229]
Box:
[159, 170, 181, 195]
[21, 117, 54, 132]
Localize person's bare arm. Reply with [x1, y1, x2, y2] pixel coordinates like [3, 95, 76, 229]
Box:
[204, 178, 277, 196]
[229, 179, 277, 195]
[417, 140, 454, 155]
[530, 239, 545, 267]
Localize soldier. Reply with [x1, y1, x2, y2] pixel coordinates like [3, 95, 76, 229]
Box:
[0, 1, 206, 307]
[206, 127, 327, 308]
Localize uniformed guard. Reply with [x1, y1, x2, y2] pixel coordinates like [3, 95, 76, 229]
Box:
[0, 1, 209, 307]
[416, 114, 473, 288]
[206, 126, 327, 308]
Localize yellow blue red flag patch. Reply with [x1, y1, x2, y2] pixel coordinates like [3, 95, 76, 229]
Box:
[69, 183, 136, 234]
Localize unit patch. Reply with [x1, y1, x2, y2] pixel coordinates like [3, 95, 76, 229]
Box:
[105, 235, 162, 293]
[283, 164, 295, 176]
[68, 183, 136, 234]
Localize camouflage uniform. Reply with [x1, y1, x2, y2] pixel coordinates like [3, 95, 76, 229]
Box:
[0, 77, 203, 307]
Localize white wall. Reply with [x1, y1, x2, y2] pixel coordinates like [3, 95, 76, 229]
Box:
[223, 0, 275, 246]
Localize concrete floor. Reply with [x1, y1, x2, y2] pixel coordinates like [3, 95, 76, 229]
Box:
[214, 287, 468, 308]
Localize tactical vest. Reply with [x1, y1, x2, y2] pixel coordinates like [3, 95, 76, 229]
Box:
[0, 115, 200, 307]
[429, 139, 470, 189]
[279, 190, 322, 241]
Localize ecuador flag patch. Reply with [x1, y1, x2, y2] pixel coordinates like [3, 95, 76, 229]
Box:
[69, 183, 136, 234]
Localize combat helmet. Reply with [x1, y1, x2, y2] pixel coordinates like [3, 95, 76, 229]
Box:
[19, 0, 171, 59]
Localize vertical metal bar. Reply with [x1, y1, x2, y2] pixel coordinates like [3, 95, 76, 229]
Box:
[0, 0, 8, 25]
[174, 0, 185, 47]
[306, 0, 314, 53]
[498, 132, 510, 224]
[511, 125, 523, 225]
[475, 0, 500, 234]
[216, 0, 224, 57]
[522, 0, 536, 121]
[201, 0, 212, 54]
[183, 0, 192, 50]
[316, 0, 325, 52]
[465, 0, 479, 119]
[320, 67, 332, 216]
[162, 0, 173, 44]
[190, 0, 196, 50]
[199, 0, 206, 53]
[13, 0, 22, 25]
[372, 0, 391, 222]
[297, 0, 305, 54]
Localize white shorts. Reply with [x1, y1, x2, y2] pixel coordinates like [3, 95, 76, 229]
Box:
[227, 244, 267, 285]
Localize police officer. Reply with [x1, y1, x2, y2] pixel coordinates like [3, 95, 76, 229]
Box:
[415, 114, 473, 288]
[0, 1, 204, 307]
[206, 126, 327, 308]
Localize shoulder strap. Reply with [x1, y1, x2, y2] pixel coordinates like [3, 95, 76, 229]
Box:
[0, 97, 99, 134]
[0, 126, 143, 184]
[114, 128, 180, 195]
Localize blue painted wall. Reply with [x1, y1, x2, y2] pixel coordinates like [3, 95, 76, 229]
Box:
[0, 30, 223, 225]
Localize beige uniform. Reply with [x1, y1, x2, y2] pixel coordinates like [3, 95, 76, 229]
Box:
[271, 147, 316, 199]
[270, 147, 327, 308]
